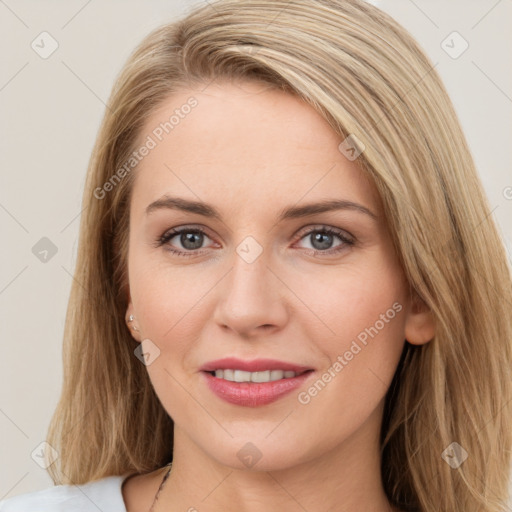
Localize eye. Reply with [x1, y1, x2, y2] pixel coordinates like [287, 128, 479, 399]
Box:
[294, 226, 355, 255]
[155, 226, 214, 257]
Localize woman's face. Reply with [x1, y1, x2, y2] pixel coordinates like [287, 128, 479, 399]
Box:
[125, 79, 433, 471]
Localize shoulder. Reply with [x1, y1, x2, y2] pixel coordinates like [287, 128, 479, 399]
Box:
[0, 475, 128, 512]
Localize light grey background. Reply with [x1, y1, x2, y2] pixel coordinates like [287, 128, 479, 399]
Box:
[1, 0, 511, 502]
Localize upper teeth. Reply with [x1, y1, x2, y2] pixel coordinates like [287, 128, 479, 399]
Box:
[214, 369, 298, 382]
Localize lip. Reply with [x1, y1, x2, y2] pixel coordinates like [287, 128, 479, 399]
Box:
[199, 357, 314, 373]
[201, 370, 315, 407]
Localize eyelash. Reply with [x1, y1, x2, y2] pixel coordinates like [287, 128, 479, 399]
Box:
[155, 225, 355, 258]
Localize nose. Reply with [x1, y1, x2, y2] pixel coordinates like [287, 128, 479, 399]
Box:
[212, 248, 289, 338]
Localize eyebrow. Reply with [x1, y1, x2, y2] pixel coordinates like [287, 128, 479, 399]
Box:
[145, 195, 378, 222]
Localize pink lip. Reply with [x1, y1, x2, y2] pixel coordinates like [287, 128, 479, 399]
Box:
[201, 370, 315, 407]
[199, 357, 314, 373]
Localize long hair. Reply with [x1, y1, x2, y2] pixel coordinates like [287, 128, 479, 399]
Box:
[46, 1, 512, 510]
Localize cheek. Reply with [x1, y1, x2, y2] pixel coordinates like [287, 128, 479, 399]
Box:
[128, 254, 218, 372]
[129, 251, 200, 330]
[127, 257, 211, 415]
[293, 258, 406, 343]
[329, 278, 405, 351]
[294, 260, 407, 398]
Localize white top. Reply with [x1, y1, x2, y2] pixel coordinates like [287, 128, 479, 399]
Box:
[0, 474, 131, 511]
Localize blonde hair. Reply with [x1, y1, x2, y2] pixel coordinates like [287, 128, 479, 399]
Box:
[46, 1, 512, 510]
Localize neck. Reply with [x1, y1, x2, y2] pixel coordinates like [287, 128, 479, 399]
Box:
[155, 400, 398, 512]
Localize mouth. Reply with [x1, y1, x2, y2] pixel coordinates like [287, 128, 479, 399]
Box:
[199, 357, 316, 407]
[203, 368, 314, 383]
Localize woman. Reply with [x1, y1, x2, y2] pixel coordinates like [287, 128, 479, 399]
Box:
[2, 0, 511, 511]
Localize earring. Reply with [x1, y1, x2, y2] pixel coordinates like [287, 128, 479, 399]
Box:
[127, 314, 139, 332]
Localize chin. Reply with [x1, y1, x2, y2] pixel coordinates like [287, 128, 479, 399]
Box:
[200, 435, 312, 472]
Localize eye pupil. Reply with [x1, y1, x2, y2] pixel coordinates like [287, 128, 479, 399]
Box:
[311, 232, 333, 250]
[181, 231, 203, 250]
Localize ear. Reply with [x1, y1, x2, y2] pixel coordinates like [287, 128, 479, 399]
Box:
[404, 291, 435, 346]
[125, 300, 142, 342]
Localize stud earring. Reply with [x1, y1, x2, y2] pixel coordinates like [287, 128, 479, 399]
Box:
[127, 314, 139, 332]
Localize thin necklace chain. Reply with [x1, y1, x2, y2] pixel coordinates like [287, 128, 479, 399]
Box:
[148, 462, 173, 512]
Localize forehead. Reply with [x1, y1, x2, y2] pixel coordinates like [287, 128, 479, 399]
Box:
[130, 80, 380, 217]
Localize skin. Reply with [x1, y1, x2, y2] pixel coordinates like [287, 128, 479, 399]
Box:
[122, 79, 435, 512]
